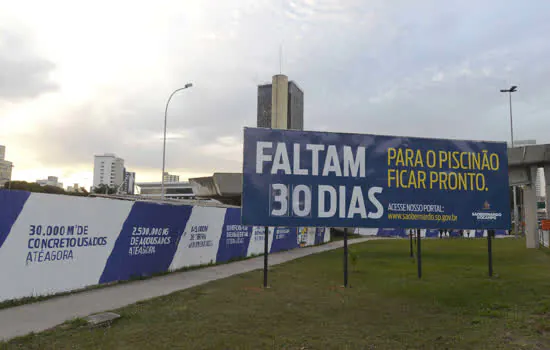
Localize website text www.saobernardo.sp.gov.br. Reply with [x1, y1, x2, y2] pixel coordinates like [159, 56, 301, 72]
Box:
[387, 203, 458, 222]
[388, 212, 458, 222]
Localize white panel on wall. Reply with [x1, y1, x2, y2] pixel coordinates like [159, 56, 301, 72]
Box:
[0, 194, 133, 302]
[306, 228, 316, 246]
[169, 206, 227, 270]
[356, 228, 378, 236]
[247, 226, 274, 256]
[324, 228, 331, 243]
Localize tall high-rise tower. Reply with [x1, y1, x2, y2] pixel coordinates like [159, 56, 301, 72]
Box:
[257, 74, 304, 130]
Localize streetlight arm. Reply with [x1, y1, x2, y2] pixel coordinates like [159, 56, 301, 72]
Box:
[164, 87, 191, 121]
[161, 84, 193, 201]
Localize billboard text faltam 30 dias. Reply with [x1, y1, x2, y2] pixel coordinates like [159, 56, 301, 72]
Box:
[241, 127, 511, 230]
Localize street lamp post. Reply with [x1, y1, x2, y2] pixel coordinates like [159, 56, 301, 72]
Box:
[500, 85, 518, 237]
[161, 83, 193, 201]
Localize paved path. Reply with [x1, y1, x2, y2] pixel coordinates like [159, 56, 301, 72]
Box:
[0, 237, 381, 341]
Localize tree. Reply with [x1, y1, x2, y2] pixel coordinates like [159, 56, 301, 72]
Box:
[4, 181, 47, 193]
[3, 181, 89, 197]
[42, 185, 66, 194]
[4, 181, 62, 194]
[92, 184, 118, 195]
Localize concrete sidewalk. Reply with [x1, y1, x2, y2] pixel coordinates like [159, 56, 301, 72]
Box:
[0, 237, 379, 341]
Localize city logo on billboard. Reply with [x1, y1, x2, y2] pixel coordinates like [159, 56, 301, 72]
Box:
[472, 200, 502, 221]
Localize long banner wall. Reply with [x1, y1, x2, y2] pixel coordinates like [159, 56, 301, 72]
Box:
[0, 191, 330, 303]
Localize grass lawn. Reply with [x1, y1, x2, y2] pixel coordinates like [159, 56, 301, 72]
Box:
[4, 238, 550, 349]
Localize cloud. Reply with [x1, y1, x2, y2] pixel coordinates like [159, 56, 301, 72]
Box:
[0, 26, 58, 100]
[20, 91, 249, 178]
[2, 0, 550, 188]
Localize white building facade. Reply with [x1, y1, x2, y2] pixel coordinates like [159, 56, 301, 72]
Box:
[163, 172, 180, 183]
[122, 170, 136, 195]
[0, 145, 13, 187]
[137, 181, 195, 200]
[93, 153, 125, 188]
[67, 183, 81, 192]
[36, 176, 63, 188]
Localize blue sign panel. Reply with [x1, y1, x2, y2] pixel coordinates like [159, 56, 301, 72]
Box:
[0, 190, 30, 249]
[216, 208, 253, 264]
[271, 227, 299, 253]
[99, 202, 193, 283]
[425, 229, 439, 238]
[242, 127, 511, 229]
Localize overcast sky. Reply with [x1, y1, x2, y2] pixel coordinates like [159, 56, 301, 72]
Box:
[1, 0, 549, 189]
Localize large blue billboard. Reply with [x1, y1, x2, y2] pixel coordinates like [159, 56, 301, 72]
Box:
[241, 127, 511, 229]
